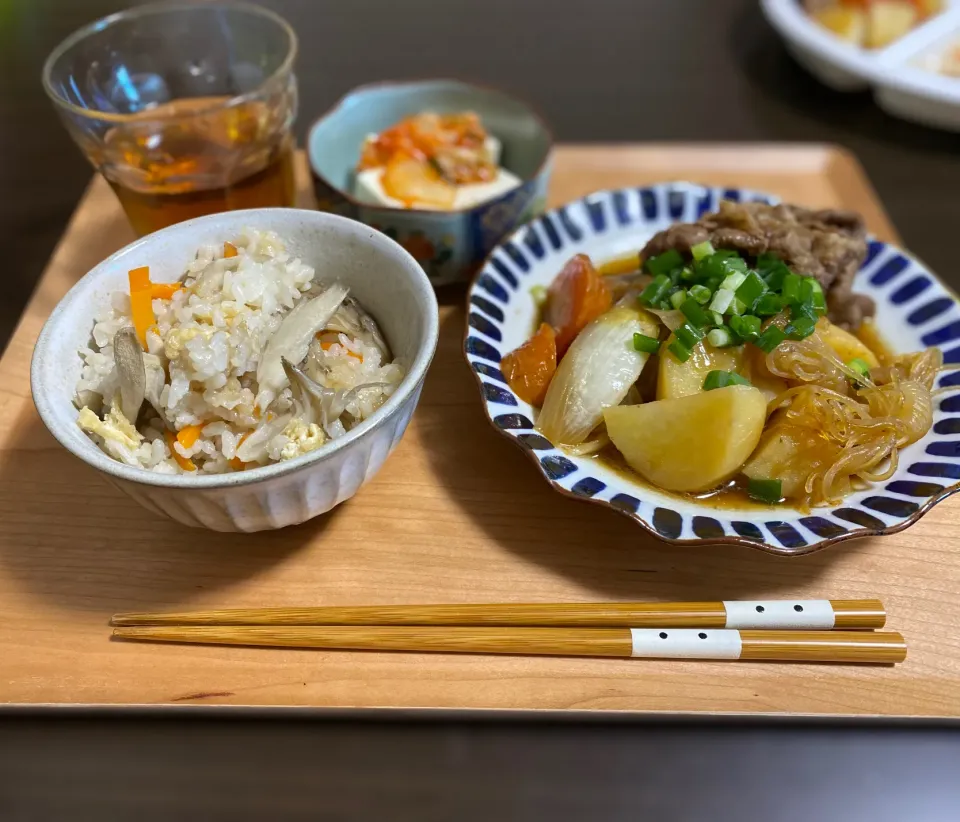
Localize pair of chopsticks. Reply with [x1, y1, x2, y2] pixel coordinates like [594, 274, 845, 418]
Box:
[111, 598, 906, 664]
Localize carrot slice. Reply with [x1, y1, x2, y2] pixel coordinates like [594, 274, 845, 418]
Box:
[151, 282, 181, 300]
[176, 424, 205, 450]
[544, 254, 612, 356]
[229, 432, 252, 471]
[500, 323, 558, 406]
[128, 266, 153, 348]
[320, 340, 363, 362]
[223, 242, 238, 258]
[165, 430, 197, 472]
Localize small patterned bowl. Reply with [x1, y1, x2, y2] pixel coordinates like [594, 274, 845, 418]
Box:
[464, 182, 960, 556]
[307, 79, 553, 288]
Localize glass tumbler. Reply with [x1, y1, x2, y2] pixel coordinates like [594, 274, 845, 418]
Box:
[43, 1, 298, 236]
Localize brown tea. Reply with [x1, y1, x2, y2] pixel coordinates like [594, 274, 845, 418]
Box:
[99, 96, 296, 236]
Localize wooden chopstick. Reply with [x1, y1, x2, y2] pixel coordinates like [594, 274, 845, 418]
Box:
[111, 625, 907, 664]
[111, 599, 885, 630]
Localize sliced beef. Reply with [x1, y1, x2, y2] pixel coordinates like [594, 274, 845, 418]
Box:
[640, 200, 873, 329]
[641, 224, 711, 258]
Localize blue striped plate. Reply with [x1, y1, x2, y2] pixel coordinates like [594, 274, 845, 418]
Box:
[464, 182, 960, 556]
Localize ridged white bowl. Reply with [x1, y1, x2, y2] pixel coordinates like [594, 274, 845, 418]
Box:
[31, 208, 440, 532]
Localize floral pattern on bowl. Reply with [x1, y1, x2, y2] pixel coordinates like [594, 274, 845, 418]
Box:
[464, 182, 960, 556]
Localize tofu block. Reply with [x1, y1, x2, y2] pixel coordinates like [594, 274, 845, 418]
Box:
[354, 165, 522, 211]
[354, 133, 517, 210]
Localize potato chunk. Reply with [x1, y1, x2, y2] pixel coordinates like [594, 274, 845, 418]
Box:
[817, 317, 880, 368]
[742, 424, 831, 500]
[657, 339, 745, 400]
[603, 385, 768, 493]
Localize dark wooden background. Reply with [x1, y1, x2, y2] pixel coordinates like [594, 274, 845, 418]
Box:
[3, 0, 960, 350]
[3, 1, 960, 818]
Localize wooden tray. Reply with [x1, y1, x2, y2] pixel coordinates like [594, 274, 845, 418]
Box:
[3, 144, 959, 714]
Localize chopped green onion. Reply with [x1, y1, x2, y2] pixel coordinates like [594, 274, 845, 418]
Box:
[790, 300, 818, 322]
[753, 293, 783, 317]
[721, 256, 749, 275]
[703, 369, 751, 391]
[675, 323, 705, 350]
[735, 270, 767, 310]
[646, 249, 684, 278]
[729, 314, 761, 342]
[680, 297, 711, 328]
[707, 309, 725, 327]
[709, 288, 735, 315]
[706, 327, 735, 348]
[697, 254, 739, 282]
[689, 284, 712, 305]
[781, 272, 801, 305]
[691, 240, 715, 261]
[762, 261, 790, 291]
[755, 252, 783, 275]
[713, 249, 738, 260]
[847, 357, 872, 385]
[704, 276, 723, 293]
[679, 265, 697, 282]
[785, 315, 817, 340]
[667, 338, 692, 363]
[720, 270, 748, 292]
[638, 274, 671, 307]
[755, 325, 786, 353]
[530, 285, 548, 307]
[670, 288, 689, 310]
[695, 257, 721, 281]
[633, 333, 661, 355]
[801, 277, 827, 314]
[748, 477, 783, 504]
[728, 298, 746, 317]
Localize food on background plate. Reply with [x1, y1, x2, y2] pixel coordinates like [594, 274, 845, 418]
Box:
[916, 39, 960, 76]
[499, 200, 942, 509]
[803, 0, 942, 49]
[353, 111, 522, 210]
[75, 230, 405, 473]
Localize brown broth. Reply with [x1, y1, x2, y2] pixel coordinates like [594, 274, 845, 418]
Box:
[589, 444, 778, 511]
[855, 318, 895, 364]
[598, 252, 641, 276]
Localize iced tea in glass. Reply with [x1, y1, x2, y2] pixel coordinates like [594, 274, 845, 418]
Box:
[43, 2, 298, 236]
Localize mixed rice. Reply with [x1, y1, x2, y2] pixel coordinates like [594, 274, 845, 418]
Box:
[75, 229, 405, 474]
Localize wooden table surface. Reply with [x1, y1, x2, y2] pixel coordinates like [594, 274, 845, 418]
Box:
[3, 145, 959, 714]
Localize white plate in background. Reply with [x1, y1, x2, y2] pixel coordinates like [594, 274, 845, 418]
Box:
[761, 0, 960, 131]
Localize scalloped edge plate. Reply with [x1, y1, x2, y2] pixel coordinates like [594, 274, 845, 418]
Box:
[464, 182, 960, 556]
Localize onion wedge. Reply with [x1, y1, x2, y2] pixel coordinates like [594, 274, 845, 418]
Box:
[537, 303, 660, 446]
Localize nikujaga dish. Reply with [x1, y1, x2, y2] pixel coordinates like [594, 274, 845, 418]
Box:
[499, 200, 942, 510]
